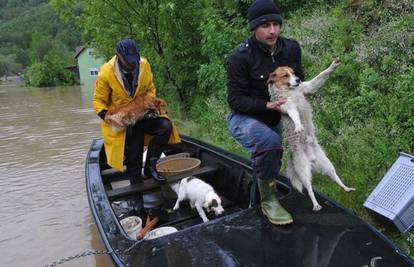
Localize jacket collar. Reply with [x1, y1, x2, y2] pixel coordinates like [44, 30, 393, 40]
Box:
[249, 35, 284, 57]
[109, 56, 125, 90]
[110, 56, 141, 98]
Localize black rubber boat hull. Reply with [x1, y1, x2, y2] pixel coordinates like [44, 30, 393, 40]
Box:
[86, 136, 414, 267]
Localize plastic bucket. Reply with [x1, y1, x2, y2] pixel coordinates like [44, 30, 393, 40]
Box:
[120, 216, 142, 240]
[144, 226, 178, 240]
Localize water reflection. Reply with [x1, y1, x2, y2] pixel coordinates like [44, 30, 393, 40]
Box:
[0, 82, 114, 266]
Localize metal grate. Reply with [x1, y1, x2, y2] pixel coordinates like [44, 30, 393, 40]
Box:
[373, 164, 414, 210]
[364, 152, 414, 233]
[400, 204, 414, 229]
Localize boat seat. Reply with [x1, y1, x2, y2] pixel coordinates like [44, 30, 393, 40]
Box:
[106, 164, 221, 200]
[101, 153, 198, 182]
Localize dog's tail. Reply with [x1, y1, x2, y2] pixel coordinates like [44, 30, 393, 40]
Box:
[287, 158, 303, 193]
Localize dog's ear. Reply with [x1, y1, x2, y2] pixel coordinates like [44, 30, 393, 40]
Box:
[286, 66, 295, 74]
[156, 98, 168, 115]
[210, 199, 218, 208]
[266, 72, 277, 86]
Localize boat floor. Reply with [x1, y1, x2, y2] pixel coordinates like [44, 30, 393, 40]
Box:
[157, 198, 241, 230]
[108, 175, 241, 232]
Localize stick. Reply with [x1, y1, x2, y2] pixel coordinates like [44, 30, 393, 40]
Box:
[136, 216, 159, 240]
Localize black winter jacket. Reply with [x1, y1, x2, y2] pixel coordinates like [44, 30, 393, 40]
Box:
[226, 35, 304, 126]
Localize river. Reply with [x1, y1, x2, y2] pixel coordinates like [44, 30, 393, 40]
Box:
[0, 81, 114, 266]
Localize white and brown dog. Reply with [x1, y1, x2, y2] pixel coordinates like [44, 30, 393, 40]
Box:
[267, 58, 355, 211]
[171, 176, 224, 222]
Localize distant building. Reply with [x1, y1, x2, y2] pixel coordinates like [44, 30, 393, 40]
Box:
[65, 65, 79, 80]
[75, 46, 106, 86]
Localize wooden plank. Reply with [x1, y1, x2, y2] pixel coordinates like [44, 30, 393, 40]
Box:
[107, 165, 220, 200]
[102, 168, 127, 181]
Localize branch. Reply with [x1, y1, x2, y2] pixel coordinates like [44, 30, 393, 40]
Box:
[102, 0, 134, 32]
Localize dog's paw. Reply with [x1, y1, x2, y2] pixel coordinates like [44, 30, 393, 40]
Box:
[343, 186, 356, 192]
[110, 126, 123, 133]
[313, 204, 323, 212]
[330, 57, 341, 69]
[294, 125, 304, 133]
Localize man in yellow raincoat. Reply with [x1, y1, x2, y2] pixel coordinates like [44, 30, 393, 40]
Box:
[93, 39, 180, 185]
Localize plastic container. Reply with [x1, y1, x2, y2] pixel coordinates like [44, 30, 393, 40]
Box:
[120, 216, 142, 240]
[143, 191, 164, 209]
[144, 226, 178, 240]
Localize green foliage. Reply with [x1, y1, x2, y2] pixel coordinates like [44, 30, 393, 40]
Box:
[0, 53, 22, 77]
[25, 52, 76, 87]
[195, 7, 247, 100]
[0, 1, 80, 85]
[51, 0, 249, 104]
[355, 14, 414, 76]
[53, 0, 209, 102]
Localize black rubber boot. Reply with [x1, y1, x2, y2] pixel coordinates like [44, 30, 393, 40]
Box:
[144, 143, 167, 184]
[144, 157, 166, 184]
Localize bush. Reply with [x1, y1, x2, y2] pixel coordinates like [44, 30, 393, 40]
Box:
[25, 52, 76, 87]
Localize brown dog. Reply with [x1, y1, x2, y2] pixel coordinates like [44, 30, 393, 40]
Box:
[107, 95, 168, 132]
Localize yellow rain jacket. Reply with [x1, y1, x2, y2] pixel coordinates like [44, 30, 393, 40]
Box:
[93, 56, 181, 171]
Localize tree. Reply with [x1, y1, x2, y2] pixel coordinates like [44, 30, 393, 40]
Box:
[0, 1, 80, 86]
[0, 53, 22, 80]
[25, 51, 75, 87]
[50, 0, 251, 104]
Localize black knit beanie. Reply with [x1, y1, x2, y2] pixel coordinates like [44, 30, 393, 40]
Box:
[247, 0, 283, 31]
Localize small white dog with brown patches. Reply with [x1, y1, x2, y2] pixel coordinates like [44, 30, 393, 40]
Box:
[267, 58, 355, 211]
[171, 176, 224, 222]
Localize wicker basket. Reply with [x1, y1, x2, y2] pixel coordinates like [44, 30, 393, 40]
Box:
[156, 157, 201, 177]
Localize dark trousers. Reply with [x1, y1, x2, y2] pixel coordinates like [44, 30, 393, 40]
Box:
[125, 117, 172, 177]
[227, 112, 283, 206]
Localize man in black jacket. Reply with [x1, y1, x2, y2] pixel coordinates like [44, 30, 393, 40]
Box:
[227, 0, 305, 225]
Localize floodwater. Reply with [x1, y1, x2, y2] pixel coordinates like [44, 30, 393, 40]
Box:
[0, 81, 114, 267]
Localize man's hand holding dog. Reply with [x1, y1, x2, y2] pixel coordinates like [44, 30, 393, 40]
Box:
[266, 99, 288, 112]
[104, 113, 125, 128]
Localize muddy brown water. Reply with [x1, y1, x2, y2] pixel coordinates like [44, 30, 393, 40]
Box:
[0, 82, 114, 266]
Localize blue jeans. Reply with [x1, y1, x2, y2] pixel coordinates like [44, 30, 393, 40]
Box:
[227, 112, 283, 206]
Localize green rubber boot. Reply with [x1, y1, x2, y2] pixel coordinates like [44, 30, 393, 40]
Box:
[257, 179, 293, 225]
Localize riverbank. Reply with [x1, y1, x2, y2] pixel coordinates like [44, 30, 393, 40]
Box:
[0, 76, 24, 86]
